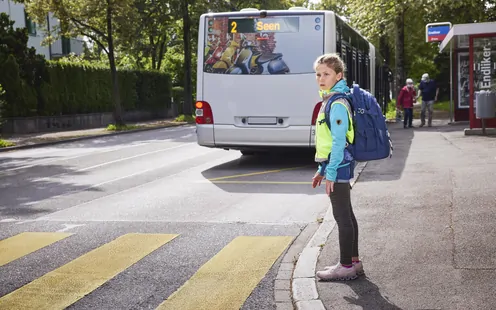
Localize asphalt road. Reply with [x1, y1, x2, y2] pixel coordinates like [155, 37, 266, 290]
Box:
[0, 125, 328, 310]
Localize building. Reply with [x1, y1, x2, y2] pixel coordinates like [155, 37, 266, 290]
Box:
[439, 22, 496, 131]
[0, 0, 84, 60]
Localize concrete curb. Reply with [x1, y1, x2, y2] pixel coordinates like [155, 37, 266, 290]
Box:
[0, 123, 192, 153]
[290, 161, 368, 310]
[274, 222, 319, 310]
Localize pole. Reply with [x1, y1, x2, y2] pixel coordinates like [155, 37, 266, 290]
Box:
[449, 41, 453, 123]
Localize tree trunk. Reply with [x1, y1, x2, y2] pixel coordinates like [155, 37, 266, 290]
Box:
[394, 8, 405, 101]
[379, 23, 390, 66]
[106, 0, 124, 126]
[182, 0, 193, 115]
[157, 38, 166, 71]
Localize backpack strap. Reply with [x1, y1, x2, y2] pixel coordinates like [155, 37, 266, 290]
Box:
[324, 93, 352, 130]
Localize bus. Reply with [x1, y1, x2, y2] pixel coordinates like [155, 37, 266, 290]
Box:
[195, 7, 390, 155]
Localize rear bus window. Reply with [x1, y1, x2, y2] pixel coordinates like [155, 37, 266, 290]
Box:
[203, 15, 324, 75]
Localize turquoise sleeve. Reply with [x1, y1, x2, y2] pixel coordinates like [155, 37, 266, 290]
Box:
[326, 103, 349, 181]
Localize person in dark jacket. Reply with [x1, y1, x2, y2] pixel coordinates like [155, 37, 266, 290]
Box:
[397, 78, 416, 128]
[418, 73, 439, 127]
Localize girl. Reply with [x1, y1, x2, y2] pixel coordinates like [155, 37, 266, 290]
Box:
[311, 53, 363, 281]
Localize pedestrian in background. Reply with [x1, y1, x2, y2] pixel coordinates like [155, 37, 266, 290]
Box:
[397, 78, 416, 128]
[418, 73, 439, 127]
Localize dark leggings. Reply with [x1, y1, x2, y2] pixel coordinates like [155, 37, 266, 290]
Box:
[330, 182, 359, 265]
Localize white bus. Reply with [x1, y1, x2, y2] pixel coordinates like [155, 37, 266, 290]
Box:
[195, 7, 390, 155]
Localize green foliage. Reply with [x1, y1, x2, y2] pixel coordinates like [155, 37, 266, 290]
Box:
[0, 139, 15, 148]
[37, 61, 171, 116]
[174, 114, 195, 123]
[172, 86, 185, 106]
[434, 101, 450, 111]
[106, 124, 139, 131]
[0, 13, 47, 117]
[135, 70, 172, 112]
[385, 99, 397, 120]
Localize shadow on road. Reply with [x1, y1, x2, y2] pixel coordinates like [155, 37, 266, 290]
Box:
[339, 277, 403, 310]
[0, 157, 101, 218]
[201, 149, 323, 195]
[355, 121, 466, 183]
[0, 126, 197, 218]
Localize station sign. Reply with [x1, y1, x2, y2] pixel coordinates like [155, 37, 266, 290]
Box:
[426, 22, 452, 43]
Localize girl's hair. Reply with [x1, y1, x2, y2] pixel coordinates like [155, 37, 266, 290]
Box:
[313, 53, 346, 75]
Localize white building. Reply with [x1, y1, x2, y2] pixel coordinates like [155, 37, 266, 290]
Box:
[0, 0, 84, 60]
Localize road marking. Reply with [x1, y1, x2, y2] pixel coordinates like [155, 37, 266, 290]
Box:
[0, 131, 195, 175]
[209, 180, 312, 185]
[0, 233, 178, 310]
[56, 224, 86, 232]
[28, 149, 222, 212]
[35, 149, 228, 220]
[156, 235, 293, 310]
[0, 232, 72, 267]
[30, 143, 194, 183]
[207, 165, 312, 181]
[0, 218, 17, 223]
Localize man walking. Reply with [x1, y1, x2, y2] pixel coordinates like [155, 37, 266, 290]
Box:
[418, 73, 439, 127]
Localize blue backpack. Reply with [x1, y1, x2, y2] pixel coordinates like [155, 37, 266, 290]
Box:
[325, 84, 393, 162]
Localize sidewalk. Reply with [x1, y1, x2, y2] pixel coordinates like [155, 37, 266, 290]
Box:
[315, 118, 496, 309]
[0, 118, 193, 151]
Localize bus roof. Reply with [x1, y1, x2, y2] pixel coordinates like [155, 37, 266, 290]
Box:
[200, 8, 334, 18]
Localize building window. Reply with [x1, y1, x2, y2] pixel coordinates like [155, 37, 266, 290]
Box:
[24, 10, 36, 36]
[62, 37, 71, 54]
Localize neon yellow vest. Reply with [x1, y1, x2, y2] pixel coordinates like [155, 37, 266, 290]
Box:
[315, 98, 354, 162]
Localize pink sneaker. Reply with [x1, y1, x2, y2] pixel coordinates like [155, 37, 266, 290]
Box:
[325, 261, 364, 276]
[316, 263, 357, 281]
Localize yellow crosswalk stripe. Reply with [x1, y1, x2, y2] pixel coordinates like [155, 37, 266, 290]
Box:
[0, 232, 72, 267]
[156, 235, 293, 310]
[0, 233, 178, 310]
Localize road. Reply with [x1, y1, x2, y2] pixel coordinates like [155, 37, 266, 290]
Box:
[0, 125, 328, 310]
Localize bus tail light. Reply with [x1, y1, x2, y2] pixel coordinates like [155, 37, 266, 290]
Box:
[195, 101, 214, 124]
[311, 101, 322, 125]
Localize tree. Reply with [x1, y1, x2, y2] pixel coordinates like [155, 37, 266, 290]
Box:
[0, 13, 46, 117]
[118, 0, 174, 71]
[24, 0, 136, 125]
[183, 0, 193, 115]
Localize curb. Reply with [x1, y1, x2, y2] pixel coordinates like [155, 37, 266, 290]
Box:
[0, 123, 193, 153]
[290, 161, 368, 310]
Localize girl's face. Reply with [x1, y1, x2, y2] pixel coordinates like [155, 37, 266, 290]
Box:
[315, 64, 342, 91]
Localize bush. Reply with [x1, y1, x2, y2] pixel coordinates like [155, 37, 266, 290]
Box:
[9, 61, 172, 117]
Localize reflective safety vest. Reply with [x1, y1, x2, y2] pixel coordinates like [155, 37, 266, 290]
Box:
[315, 98, 354, 162]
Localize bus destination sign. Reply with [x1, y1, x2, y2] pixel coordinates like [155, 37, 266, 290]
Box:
[228, 17, 299, 33]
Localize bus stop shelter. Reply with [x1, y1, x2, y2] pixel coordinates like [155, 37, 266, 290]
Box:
[439, 21, 496, 131]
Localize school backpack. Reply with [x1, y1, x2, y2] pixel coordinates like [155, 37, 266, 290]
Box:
[324, 84, 393, 162]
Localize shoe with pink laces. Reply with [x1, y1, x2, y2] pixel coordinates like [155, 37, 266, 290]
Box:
[324, 261, 364, 276]
[316, 263, 357, 281]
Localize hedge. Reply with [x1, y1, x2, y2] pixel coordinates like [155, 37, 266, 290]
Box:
[0, 58, 172, 118]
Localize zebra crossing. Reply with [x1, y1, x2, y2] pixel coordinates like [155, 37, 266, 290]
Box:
[0, 231, 294, 310]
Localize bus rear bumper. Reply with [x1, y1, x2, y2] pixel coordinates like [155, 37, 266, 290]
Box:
[197, 124, 315, 150]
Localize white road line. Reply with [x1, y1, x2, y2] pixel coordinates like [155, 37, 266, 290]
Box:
[23, 148, 224, 208]
[0, 218, 17, 223]
[35, 149, 230, 220]
[0, 126, 195, 173]
[56, 224, 86, 232]
[28, 143, 194, 183]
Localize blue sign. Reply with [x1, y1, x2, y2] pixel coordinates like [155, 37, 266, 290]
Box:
[426, 23, 451, 42]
